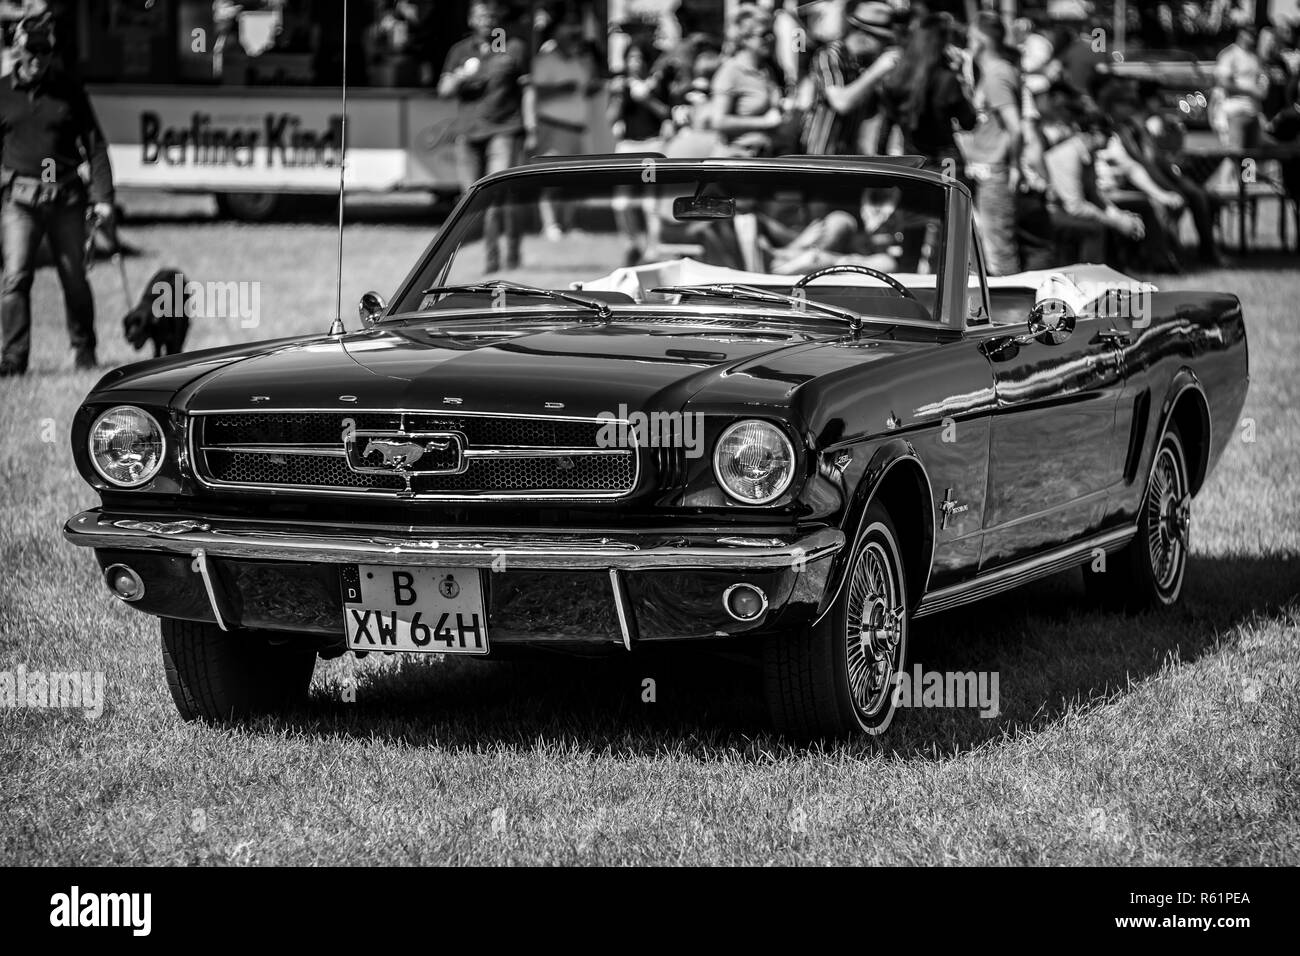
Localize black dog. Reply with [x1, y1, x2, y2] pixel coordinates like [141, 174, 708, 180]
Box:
[123, 268, 190, 357]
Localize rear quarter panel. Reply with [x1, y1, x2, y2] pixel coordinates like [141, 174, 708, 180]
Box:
[1108, 290, 1249, 524]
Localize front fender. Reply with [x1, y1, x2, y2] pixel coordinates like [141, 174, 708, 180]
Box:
[813, 438, 934, 622]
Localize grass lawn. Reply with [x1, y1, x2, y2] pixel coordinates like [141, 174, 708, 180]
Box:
[0, 202, 1296, 865]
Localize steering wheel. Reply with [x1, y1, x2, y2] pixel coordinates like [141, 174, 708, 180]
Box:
[792, 264, 917, 301]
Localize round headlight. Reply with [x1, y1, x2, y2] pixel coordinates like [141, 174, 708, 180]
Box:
[88, 405, 165, 487]
[713, 420, 796, 505]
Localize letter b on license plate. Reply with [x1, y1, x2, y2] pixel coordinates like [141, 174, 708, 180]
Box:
[340, 565, 489, 654]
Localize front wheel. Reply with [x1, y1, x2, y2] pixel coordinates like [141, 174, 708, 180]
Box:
[764, 501, 909, 739]
[160, 618, 316, 721]
[1085, 425, 1191, 612]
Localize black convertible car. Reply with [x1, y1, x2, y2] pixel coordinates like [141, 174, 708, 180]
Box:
[65, 156, 1249, 738]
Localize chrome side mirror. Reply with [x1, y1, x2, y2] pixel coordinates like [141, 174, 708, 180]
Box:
[1028, 297, 1075, 345]
[358, 290, 386, 327]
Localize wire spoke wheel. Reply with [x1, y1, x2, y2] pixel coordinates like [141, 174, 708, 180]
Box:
[1082, 423, 1193, 612]
[843, 538, 905, 721]
[1146, 441, 1190, 594]
[763, 502, 909, 739]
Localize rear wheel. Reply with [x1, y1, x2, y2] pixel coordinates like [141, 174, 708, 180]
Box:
[764, 502, 909, 739]
[160, 618, 316, 721]
[1085, 425, 1191, 612]
[215, 191, 281, 221]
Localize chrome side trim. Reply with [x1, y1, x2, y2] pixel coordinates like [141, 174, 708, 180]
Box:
[913, 525, 1136, 618]
[188, 478, 638, 502]
[198, 444, 628, 461]
[608, 569, 637, 651]
[64, 511, 845, 572]
[461, 448, 629, 459]
[188, 407, 623, 422]
[200, 444, 346, 457]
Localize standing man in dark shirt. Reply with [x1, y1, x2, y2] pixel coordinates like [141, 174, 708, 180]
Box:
[438, 0, 528, 272]
[801, 1, 899, 156]
[0, 10, 113, 376]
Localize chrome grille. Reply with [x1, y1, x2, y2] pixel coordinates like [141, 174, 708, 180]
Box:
[207, 451, 404, 489]
[192, 411, 637, 499]
[202, 413, 603, 448]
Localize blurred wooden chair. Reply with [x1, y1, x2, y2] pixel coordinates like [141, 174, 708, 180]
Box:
[1207, 158, 1299, 253]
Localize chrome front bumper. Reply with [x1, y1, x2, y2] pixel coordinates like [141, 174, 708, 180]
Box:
[64, 510, 844, 572]
[67, 510, 843, 649]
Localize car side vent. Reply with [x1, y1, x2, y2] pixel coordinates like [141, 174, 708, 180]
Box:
[655, 445, 688, 490]
[1124, 389, 1152, 484]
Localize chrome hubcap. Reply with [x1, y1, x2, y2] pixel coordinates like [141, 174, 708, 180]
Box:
[1147, 444, 1189, 592]
[845, 540, 904, 718]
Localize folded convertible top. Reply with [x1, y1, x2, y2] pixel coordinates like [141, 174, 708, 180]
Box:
[577, 258, 1155, 314]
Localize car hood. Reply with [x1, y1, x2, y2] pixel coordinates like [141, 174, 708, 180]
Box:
[179, 319, 924, 419]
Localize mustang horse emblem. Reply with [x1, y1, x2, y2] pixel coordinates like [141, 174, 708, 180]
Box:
[364, 437, 452, 470]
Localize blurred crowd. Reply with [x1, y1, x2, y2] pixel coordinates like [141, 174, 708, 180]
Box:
[437, 0, 1300, 275]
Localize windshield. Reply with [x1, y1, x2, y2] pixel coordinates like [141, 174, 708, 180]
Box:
[391, 166, 951, 325]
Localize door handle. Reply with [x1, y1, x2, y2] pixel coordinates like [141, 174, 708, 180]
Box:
[1097, 329, 1130, 346]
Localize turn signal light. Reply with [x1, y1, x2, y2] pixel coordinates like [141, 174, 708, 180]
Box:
[105, 564, 145, 602]
[723, 583, 768, 621]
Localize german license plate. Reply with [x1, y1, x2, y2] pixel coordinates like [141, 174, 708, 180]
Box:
[340, 565, 488, 655]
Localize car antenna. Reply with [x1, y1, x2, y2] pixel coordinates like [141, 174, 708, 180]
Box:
[327, 0, 349, 337]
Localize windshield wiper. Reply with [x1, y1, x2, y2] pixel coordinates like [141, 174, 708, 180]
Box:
[650, 283, 862, 334]
[418, 279, 612, 319]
